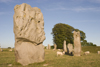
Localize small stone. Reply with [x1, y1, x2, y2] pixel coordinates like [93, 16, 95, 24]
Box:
[8, 64, 12, 66]
[98, 51, 100, 54]
[9, 48, 12, 51]
[43, 64, 48, 66]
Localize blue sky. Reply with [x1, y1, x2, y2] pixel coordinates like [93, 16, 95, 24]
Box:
[0, 0, 100, 48]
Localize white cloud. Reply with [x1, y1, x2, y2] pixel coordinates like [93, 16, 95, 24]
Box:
[70, 0, 100, 3]
[88, 0, 100, 3]
[35, 0, 48, 3]
[70, 7, 95, 12]
[71, 7, 100, 12]
[0, 12, 5, 15]
[0, 0, 13, 3]
[43, 0, 100, 12]
[0, 12, 13, 15]
[45, 6, 100, 12]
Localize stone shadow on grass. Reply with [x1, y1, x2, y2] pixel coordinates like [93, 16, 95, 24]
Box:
[65, 52, 73, 56]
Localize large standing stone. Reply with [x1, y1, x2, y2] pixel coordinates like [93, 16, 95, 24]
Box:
[67, 43, 73, 54]
[13, 3, 45, 66]
[63, 40, 67, 52]
[73, 31, 81, 56]
[53, 44, 57, 50]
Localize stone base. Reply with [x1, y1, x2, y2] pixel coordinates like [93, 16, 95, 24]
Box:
[15, 42, 44, 66]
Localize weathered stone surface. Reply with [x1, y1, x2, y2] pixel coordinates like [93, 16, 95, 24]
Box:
[73, 31, 81, 56]
[63, 40, 67, 52]
[98, 51, 100, 54]
[67, 43, 73, 54]
[53, 44, 57, 50]
[13, 3, 45, 66]
[42, 45, 45, 49]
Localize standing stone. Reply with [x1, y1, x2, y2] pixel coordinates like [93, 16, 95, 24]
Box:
[9, 48, 13, 51]
[73, 31, 81, 56]
[46, 46, 48, 49]
[13, 3, 45, 66]
[63, 40, 67, 52]
[1, 49, 3, 52]
[48, 44, 51, 49]
[67, 43, 73, 54]
[98, 51, 100, 54]
[53, 44, 57, 50]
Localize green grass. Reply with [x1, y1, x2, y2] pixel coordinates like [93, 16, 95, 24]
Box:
[82, 46, 100, 53]
[0, 46, 100, 67]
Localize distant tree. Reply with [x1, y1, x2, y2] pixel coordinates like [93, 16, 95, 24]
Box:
[81, 40, 87, 46]
[74, 29, 86, 41]
[8, 47, 11, 49]
[51, 23, 86, 49]
[81, 40, 97, 46]
[93, 44, 96, 46]
[51, 45, 54, 49]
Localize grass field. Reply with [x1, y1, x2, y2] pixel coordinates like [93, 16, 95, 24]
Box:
[0, 46, 100, 67]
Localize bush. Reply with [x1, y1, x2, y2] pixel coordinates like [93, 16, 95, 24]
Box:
[8, 47, 11, 49]
[51, 46, 54, 49]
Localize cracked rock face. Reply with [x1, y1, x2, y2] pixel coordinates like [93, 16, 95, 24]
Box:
[73, 31, 81, 56]
[13, 3, 45, 66]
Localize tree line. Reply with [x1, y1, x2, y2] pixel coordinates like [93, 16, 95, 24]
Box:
[51, 23, 96, 49]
